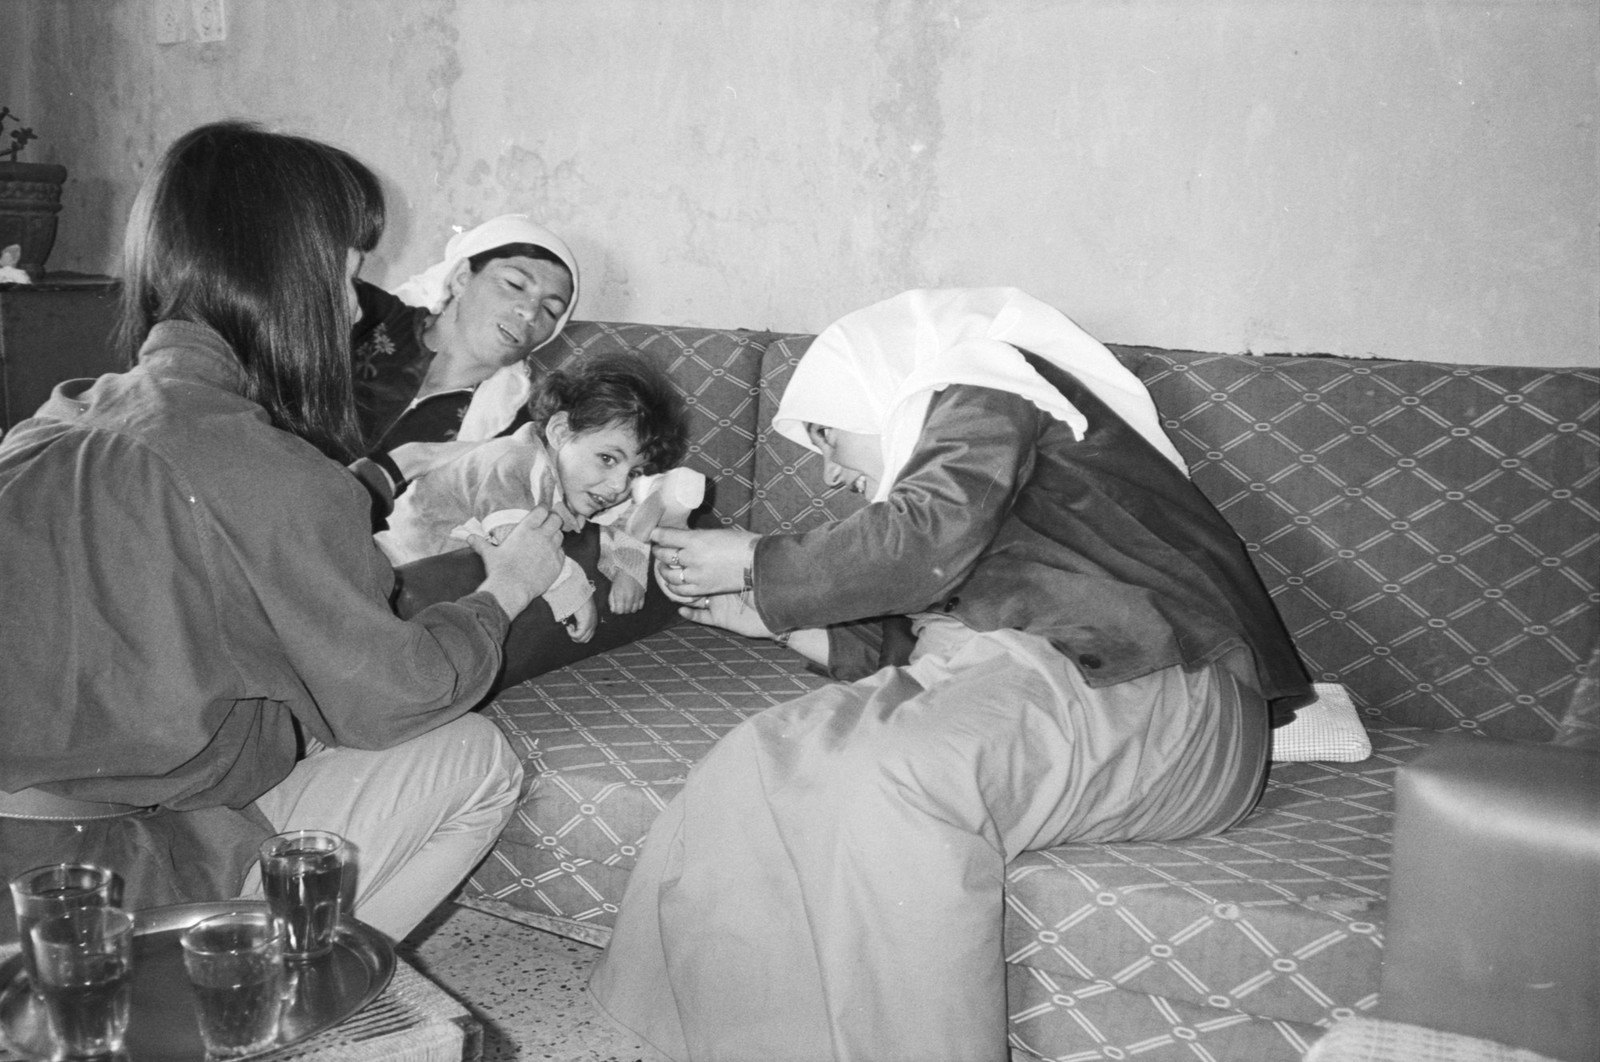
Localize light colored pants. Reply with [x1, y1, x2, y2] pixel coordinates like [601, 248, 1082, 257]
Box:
[240, 713, 523, 941]
[590, 629, 1266, 1062]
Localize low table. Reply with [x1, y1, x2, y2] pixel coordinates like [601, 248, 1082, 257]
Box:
[257, 957, 480, 1062]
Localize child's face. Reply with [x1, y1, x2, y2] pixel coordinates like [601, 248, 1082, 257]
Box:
[546, 414, 649, 518]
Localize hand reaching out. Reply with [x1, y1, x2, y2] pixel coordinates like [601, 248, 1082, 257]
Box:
[609, 572, 646, 614]
[650, 526, 759, 599]
[470, 504, 565, 618]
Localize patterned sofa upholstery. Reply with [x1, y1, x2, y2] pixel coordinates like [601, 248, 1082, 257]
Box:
[453, 321, 1599, 1061]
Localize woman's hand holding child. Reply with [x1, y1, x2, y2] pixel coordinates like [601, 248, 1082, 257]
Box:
[470, 504, 566, 618]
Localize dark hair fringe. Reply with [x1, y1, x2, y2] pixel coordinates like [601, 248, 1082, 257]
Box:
[116, 120, 386, 462]
[527, 353, 689, 475]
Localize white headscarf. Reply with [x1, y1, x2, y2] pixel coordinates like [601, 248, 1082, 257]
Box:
[391, 214, 581, 441]
[773, 288, 1187, 502]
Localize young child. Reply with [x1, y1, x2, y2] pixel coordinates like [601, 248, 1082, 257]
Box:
[376, 354, 701, 641]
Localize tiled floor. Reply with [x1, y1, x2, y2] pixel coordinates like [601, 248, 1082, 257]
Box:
[400, 902, 669, 1062]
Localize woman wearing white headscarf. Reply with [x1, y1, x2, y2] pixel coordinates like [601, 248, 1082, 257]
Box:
[590, 288, 1311, 1061]
[350, 214, 579, 476]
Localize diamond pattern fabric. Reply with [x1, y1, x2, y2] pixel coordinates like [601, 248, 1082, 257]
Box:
[1004, 724, 1438, 1059]
[450, 325, 1598, 1062]
[1127, 349, 1597, 742]
[466, 623, 826, 939]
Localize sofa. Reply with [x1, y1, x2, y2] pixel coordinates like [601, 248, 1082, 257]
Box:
[435, 319, 1598, 1061]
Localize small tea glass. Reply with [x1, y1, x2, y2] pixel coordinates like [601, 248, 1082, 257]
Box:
[30, 905, 135, 1061]
[258, 830, 345, 960]
[180, 908, 289, 1058]
[8, 863, 120, 986]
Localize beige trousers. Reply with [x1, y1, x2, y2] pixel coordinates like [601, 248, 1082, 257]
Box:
[590, 627, 1266, 1062]
[239, 713, 523, 941]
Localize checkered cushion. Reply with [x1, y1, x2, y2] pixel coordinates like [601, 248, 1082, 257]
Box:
[466, 623, 825, 941]
[1005, 724, 1439, 1060]
[1128, 349, 1598, 742]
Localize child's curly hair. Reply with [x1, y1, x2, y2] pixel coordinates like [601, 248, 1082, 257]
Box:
[526, 353, 690, 475]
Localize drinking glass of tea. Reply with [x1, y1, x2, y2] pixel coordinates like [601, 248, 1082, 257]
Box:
[180, 907, 288, 1058]
[8, 863, 120, 986]
[30, 905, 135, 1061]
[258, 830, 346, 960]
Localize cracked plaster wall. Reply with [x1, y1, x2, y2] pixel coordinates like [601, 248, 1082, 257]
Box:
[3, 0, 1594, 366]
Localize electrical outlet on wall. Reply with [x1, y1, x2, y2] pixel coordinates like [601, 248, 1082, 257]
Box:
[155, 0, 187, 43]
[191, 0, 227, 42]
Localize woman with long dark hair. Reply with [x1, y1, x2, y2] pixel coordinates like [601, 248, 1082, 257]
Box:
[0, 121, 565, 943]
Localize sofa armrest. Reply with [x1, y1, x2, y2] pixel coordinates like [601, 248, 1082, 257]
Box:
[1379, 733, 1600, 1062]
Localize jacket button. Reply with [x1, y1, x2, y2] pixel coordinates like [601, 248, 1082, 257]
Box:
[1078, 653, 1103, 670]
[942, 596, 960, 612]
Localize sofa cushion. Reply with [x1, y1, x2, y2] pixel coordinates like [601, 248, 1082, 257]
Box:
[1125, 348, 1598, 743]
[465, 621, 819, 942]
[1004, 724, 1439, 1044]
[1273, 683, 1374, 762]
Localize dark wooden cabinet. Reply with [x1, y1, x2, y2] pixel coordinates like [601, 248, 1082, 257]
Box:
[0, 274, 122, 432]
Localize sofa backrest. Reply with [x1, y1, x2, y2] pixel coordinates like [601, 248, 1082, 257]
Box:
[1123, 347, 1597, 743]
[549, 321, 1599, 745]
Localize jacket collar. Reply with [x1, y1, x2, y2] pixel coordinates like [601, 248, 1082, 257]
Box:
[135, 321, 250, 395]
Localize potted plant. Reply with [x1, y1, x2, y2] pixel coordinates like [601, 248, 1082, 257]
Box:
[0, 107, 68, 280]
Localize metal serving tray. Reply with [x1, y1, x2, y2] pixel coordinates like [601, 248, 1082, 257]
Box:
[0, 901, 394, 1061]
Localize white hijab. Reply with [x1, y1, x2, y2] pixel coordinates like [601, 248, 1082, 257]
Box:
[772, 288, 1187, 502]
[391, 214, 581, 441]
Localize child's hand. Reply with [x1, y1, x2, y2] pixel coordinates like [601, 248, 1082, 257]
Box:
[609, 573, 645, 614]
[564, 597, 599, 643]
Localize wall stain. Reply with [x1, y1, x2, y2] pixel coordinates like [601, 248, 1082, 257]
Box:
[867, 0, 960, 286]
[411, 2, 464, 196]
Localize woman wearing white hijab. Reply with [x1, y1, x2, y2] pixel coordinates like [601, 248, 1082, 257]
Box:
[591, 289, 1310, 1061]
[350, 214, 579, 480]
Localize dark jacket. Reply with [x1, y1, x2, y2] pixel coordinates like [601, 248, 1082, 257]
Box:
[0, 321, 510, 929]
[753, 357, 1310, 718]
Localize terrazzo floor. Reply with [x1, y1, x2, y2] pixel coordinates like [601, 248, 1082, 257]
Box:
[399, 902, 670, 1062]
